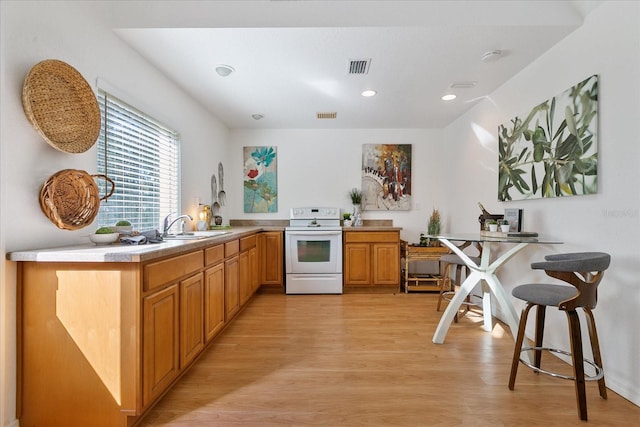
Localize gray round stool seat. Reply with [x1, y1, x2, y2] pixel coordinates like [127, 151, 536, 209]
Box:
[512, 283, 578, 307]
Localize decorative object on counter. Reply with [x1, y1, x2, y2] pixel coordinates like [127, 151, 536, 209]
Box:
[499, 219, 510, 232]
[419, 233, 428, 247]
[342, 212, 352, 227]
[244, 146, 278, 213]
[477, 202, 503, 231]
[424, 208, 441, 246]
[22, 59, 101, 153]
[361, 144, 412, 211]
[40, 169, 114, 230]
[214, 215, 223, 226]
[504, 208, 523, 232]
[487, 220, 499, 232]
[199, 204, 212, 229]
[211, 174, 221, 216]
[349, 188, 363, 226]
[89, 227, 119, 245]
[113, 220, 133, 234]
[218, 162, 226, 206]
[498, 75, 598, 201]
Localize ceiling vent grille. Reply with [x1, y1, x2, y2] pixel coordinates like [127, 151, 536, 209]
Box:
[317, 112, 337, 119]
[348, 59, 371, 75]
[449, 81, 477, 89]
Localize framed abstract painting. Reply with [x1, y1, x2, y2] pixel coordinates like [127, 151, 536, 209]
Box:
[361, 144, 412, 211]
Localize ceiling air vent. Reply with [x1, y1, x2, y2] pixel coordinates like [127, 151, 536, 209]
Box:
[449, 81, 477, 89]
[317, 112, 337, 119]
[347, 59, 371, 75]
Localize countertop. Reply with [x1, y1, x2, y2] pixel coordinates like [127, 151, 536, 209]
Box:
[7, 226, 274, 263]
[7, 223, 401, 264]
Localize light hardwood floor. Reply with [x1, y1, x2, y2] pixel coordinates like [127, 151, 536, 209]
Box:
[140, 287, 639, 426]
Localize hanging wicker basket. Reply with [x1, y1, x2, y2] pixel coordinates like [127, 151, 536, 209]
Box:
[22, 59, 101, 153]
[39, 169, 114, 231]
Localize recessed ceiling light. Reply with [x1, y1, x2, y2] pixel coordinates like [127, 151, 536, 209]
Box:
[251, 114, 264, 120]
[441, 94, 457, 101]
[215, 65, 235, 77]
[361, 90, 377, 97]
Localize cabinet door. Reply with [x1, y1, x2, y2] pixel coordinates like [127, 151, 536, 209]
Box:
[344, 243, 371, 285]
[180, 273, 204, 368]
[373, 243, 400, 285]
[260, 231, 283, 286]
[250, 246, 259, 293]
[204, 263, 225, 342]
[143, 284, 179, 407]
[239, 250, 252, 306]
[225, 256, 240, 320]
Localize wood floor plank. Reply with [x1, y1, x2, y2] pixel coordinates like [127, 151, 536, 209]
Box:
[139, 290, 639, 426]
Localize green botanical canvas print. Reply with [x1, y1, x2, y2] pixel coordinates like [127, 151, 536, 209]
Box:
[498, 75, 598, 201]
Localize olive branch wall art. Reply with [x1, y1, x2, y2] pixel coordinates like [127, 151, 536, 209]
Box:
[498, 75, 598, 201]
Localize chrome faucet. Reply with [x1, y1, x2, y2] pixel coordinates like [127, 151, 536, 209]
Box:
[163, 213, 193, 236]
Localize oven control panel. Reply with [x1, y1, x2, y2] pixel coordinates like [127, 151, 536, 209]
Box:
[290, 207, 340, 220]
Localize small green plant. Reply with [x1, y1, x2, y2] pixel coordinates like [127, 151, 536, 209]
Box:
[115, 220, 131, 226]
[499, 219, 509, 225]
[349, 188, 362, 205]
[487, 219, 498, 225]
[343, 213, 352, 220]
[95, 226, 115, 234]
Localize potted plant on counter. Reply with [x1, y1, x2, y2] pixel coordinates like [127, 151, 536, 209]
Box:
[343, 212, 352, 227]
[349, 188, 363, 226]
[499, 219, 510, 232]
[427, 208, 441, 246]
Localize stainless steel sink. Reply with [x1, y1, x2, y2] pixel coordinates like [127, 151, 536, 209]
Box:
[163, 233, 208, 240]
[163, 230, 232, 240]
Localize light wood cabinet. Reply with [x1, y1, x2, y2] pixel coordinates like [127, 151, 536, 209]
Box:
[204, 262, 225, 342]
[15, 231, 266, 427]
[225, 255, 240, 320]
[239, 235, 258, 306]
[179, 272, 205, 368]
[259, 231, 283, 287]
[143, 283, 180, 407]
[344, 230, 400, 287]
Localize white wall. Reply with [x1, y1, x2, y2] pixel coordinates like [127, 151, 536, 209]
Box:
[229, 128, 446, 242]
[443, 0, 640, 405]
[0, 2, 230, 426]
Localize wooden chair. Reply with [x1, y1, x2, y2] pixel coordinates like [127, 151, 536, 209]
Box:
[508, 252, 611, 421]
[436, 242, 482, 322]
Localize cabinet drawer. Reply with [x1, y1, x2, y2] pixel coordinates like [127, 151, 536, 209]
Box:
[344, 231, 399, 244]
[240, 235, 257, 251]
[205, 244, 224, 266]
[225, 240, 239, 257]
[144, 251, 204, 291]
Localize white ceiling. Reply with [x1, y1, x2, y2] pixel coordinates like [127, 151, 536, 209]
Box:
[111, 1, 602, 129]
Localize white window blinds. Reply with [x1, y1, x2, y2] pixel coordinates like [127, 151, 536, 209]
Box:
[96, 90, 180, 231]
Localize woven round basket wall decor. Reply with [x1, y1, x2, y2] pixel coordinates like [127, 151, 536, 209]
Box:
[39, 169, 115, 231]
[22, 59, 101, 153]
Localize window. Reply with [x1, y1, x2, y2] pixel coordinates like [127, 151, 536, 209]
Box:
[96, 90, 180, 231]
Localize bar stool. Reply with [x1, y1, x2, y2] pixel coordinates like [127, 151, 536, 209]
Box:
[437, 242, 482, 322]
[508, 252, 611, 421]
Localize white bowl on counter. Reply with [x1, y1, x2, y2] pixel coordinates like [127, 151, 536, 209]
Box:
[89, 233, 120, 245]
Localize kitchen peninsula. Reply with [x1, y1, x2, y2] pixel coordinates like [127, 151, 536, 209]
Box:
[9, 226, 283, 427]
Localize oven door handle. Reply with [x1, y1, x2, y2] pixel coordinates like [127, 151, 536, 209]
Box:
[286, 230, 343, 236]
